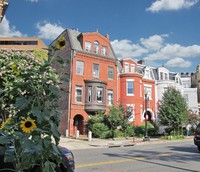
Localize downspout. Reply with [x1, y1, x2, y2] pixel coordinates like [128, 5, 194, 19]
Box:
[68, 49, 75, 136]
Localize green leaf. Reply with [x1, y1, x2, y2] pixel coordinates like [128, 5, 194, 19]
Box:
[15, 97, 30, 109]
[43, 160, 56, 172]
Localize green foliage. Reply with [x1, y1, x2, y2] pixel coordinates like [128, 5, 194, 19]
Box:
[0, 50, 62, 171]
[104, 106, 123, 138]
[86, 105, 135, 139]
[158, 87, 189, 130]
[91, 123, 110, 139]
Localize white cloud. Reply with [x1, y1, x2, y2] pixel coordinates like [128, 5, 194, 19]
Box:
[144, 43, 200, 61]
[165, 57, 192, 68]
[36, 21, 65, 40]
[140, 34, 166, 51]
[146, 0, 199, 12]
[111, 39, 148, 59]
[0, 17, 26, 37]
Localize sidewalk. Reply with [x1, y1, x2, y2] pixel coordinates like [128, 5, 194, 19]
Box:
[59, 136, 194, 150]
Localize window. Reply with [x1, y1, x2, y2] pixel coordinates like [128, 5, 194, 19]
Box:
[145, 69, 150, 78]
[85, 41, 91, 52]
[124, 63, 129, 73]
[107, 89, 113, 105]
[160, 72, 164, 80]
[108, 67, 114, 79]
[102, 46, 107, 55]
[94, 41, 99, 54]
[93, 64, 99, 78]
[97, 87, 103, 102]
[87, 86, 92, 102]
[75, 86, 83, 103]
[144, 85, 152, 99]
[126, 80, 134, 95]
[126, 104, 135, 122]
[165, 73, 168, 80]
[130, 64, 135, 73]
[76, 60, 84, 75]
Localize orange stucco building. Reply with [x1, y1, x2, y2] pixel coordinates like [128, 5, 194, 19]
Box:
[50, 29, 156, 136]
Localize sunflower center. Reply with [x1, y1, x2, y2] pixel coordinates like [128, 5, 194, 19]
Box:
[59, 40, 65, 47]
[25, 121, 32, 128]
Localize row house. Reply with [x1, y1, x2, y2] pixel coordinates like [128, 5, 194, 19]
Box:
[50, 29, 119, 136]
[191, 65, 200, 114]
[153, 66, 198, 115]
[50, 29, 156, 136]
[119, 59, 156, 126]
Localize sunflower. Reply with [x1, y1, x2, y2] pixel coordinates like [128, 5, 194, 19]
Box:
[56, 36, 65, 49]
[20, 118, 37, 134]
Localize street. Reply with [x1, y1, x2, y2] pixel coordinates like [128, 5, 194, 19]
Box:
[73, 140, 200, 172]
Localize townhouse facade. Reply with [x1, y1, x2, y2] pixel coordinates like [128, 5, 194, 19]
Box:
[50, 29, 157, 136]
[0, 0, 8, 22]
[50, 29, 119, 136]
[191, 65, 200, 114]
[119, 59, 156, 126]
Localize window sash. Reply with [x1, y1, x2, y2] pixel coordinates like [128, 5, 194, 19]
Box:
[85, 42, 91, 52]
[97, 87, 103, 102]
[75, 86, 82, 102]
[102, 46, 107, 55]
[108, 67, 114, 79]
[127, 81, 134, 95]
[76, 61, 84, 75]
[93, 64, 99, 77]
[107, 90, 113, 105]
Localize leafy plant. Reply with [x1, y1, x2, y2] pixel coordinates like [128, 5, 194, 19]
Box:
[0, 47, 63, 171]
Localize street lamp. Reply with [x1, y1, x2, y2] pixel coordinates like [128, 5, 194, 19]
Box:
[143, 92, 150, 141]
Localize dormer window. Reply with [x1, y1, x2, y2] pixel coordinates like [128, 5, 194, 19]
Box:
[145, 69, 150, 78]
[124, 63, 129, 73]
[130, 64, 135, 73]
[102, 46, 107, 56]
[85, 41, 91, 52]
[94, 41, 99, 54]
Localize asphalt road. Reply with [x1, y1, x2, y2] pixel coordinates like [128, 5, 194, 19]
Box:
[73, 140, 200, 172]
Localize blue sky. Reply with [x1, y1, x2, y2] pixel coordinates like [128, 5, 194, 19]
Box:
[0, 0, 200, 73]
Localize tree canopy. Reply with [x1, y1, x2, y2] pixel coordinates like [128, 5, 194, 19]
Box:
[158, 87, 189, 130]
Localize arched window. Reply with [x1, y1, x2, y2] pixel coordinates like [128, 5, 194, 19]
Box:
[94, 41, 99, 54]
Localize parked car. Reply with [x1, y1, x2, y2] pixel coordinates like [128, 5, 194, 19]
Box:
[0, 132, 75, 172]
[194, 123, 200, 152]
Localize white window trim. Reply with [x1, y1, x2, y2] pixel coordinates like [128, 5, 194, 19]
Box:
[126, 79, 134, 96]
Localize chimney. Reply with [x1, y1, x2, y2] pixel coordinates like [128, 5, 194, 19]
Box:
[105, 34, 109, 40]
[137, 60, 145, 65]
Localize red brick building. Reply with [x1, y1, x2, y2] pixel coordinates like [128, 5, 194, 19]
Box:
[50, 29, 119, 136]
[119, 59, 156, 126]
[50, 29, 156, 136]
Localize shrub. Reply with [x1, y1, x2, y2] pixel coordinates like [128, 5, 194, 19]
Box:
[91, 123, 109, 138]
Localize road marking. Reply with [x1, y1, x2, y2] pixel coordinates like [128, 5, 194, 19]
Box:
[76, 153, 175, 168]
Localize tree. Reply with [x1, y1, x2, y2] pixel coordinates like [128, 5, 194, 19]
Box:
[104, 106, 123, 139]
[158, 87, 188, 131]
